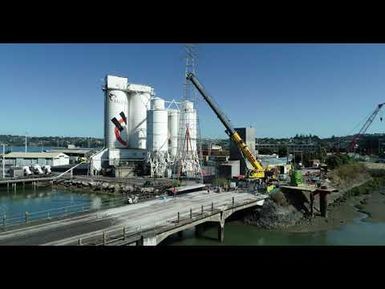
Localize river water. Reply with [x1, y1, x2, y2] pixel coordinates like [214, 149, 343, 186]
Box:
[162, 212, 385, 246]
[0, 187, 125, 227]
[1, 184, 385, 244]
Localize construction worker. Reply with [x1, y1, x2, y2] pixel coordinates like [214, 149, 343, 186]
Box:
[266, 182, 275, 193]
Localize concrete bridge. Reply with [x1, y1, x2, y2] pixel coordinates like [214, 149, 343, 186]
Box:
[0, 190, 267, 246]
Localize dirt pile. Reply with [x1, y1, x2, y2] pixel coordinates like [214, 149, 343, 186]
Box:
[243, 196, 303, 229]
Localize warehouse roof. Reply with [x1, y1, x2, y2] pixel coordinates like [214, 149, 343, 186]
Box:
[2, 152, 69, 159]
[49, 149, 92, 155]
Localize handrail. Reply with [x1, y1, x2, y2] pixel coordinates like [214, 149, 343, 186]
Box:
[54, 161, 87, 179]
[75, 197, 263, 246]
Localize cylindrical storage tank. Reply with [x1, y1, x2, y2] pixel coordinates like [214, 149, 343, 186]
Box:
[105, 90, 129, 149]
[129, 91, 151, 149]
[151, 97, 165, 110]
[168, 109, 179, 157]
[180, 100, 197, 152]
[147, 97, 168, 152]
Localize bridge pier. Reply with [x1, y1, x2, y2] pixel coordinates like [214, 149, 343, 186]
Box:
[319, 192, 328, 217]
[218, 220, 225, 243]
[142, 236, 157, 246]
[135, 239, 143, 246]
[136, 233, 158, 246]
[195, 224, 204, 237]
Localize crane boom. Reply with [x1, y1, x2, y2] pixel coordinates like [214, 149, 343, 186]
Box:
[348, 102, 385, 152]
[186, 73, 265, 179]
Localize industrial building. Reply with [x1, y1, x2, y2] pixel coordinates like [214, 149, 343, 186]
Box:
[229, 127, 256, 175]
[2, 152, 69, 167]
[49, 147, 94, 164]
[90, 75, 201, 178]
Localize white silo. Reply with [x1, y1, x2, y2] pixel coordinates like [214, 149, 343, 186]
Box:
[179, 100, 197, 152]
[147, 97, 168, 152]
[168, 109, 179, 157]
[105, 89, 129, 149]
[128, 84, 152, 150]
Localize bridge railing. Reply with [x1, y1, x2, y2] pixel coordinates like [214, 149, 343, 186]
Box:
[0, 196, 127, 231]
[74, 196, 250, 246]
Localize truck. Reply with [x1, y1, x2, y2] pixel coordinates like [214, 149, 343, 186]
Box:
[31, 164, 44, 175]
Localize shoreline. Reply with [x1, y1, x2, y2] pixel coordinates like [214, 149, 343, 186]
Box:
[280, 184, 385, 233]
[242, 166, 385, 233]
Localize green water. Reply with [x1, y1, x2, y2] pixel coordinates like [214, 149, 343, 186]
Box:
[162, 213, 385, 246]
[0, 187, 124, 226]
[2, 186, 385, 245]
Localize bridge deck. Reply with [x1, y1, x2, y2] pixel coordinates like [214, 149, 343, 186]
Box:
[0, 190, 267, 245]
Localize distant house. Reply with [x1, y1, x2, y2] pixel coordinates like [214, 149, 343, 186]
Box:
[3, 152, 70, 167]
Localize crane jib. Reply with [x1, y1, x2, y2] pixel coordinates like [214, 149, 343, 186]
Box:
[186, 73, 235, 135]
[186, 72, 265, 178]
[348, 102, 385, 151]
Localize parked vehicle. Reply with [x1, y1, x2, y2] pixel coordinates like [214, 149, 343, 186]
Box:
[23, 166, 33, 176]
[31, 164, 44, 175]
[42, 165, 51, 174]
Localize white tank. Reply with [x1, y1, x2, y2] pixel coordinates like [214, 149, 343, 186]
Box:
[151, 97, 165, 110]
[105, 89, 129, 149]
[180, 100, 197, 152]
[128, 85, 152, 149]
[168, 109, 179, 157]
[147, 97, 168, 152]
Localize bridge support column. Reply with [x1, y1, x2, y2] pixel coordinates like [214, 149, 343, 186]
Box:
[135, 238, 143, 246]
[218, 212, 225, 243]
[138, 233, 157, 246]
[218, 221, 225, 243]
[142, 236, 157, 246]
[310, 193, 314, 217]
[320, 192, 328, 217]
[195, 224, 204, 237]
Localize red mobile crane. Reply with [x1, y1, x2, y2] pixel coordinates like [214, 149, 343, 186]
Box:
[348, 102, 385, 152]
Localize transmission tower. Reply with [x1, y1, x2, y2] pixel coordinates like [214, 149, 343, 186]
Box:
[174, 44, 203, 181]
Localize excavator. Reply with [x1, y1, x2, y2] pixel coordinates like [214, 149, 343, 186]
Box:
[186, 73, 267, 181]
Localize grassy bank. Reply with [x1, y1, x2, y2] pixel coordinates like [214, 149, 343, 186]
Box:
[244, 160, 385, 232]
[286, 166, 385, 232]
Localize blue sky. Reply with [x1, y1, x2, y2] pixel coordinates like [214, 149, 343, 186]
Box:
[1, 44, 385, 139]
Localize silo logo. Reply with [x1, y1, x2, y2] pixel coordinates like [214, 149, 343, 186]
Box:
[111, 112, 128, 146]
[108, 92, 127, 104]
[108, 93, 117, 102]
